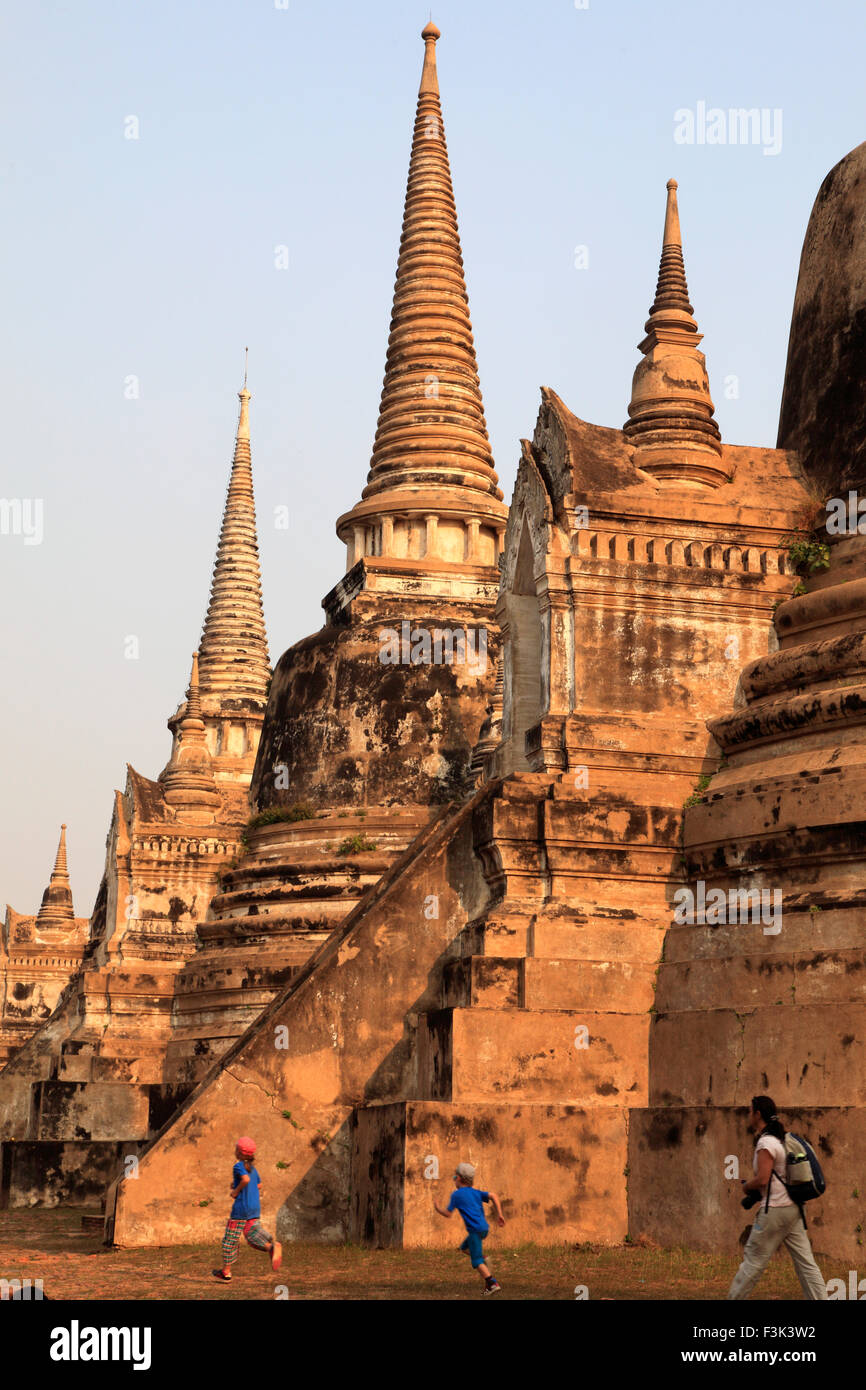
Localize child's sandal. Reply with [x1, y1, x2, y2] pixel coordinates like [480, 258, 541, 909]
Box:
[212, 1269, 232, 1281]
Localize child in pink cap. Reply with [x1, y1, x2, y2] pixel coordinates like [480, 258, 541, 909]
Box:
[213, 1137, 282, 1282]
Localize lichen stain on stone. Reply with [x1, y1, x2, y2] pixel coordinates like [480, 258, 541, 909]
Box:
[546, 1145, 577, 1166]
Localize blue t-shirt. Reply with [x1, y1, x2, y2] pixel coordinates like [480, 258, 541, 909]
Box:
[230, 1162, 261, 1220]
[447, 1187, 490, 1233]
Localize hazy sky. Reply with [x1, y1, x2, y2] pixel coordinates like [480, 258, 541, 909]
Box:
[2, 0, 865, 914]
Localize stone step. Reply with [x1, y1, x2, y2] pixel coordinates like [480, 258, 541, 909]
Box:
[213, 867, 387, 909]
[655, 948, 866, 1012]
[349, 1098, 629, 1247]
[660, 909, 866, 962]
[529, 913, 666, 963]
[416, 1007, 649, 1104]
[544, 797, 681, 845]
[522, 958, 656, 1012]
[1, 1139, 145, 1209]
[443, 956, 656, 1012]
[461, 913, 532, 959]
[89, 1056, 165, 1085]
[171, 959, 302, 1000]
[685, 766, 866, 847]
[647, 1004, 865, 1107]
[31, 1080, 151, 1142]
[543, 838, 682, 887]
[198, 906, 343, 937]
[75, 969, 179, 997]
[442, 957, 520, 1009]
[463, 906, 666, 963]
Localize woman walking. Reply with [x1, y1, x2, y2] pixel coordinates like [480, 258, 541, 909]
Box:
[728, 1095, 827, 1300]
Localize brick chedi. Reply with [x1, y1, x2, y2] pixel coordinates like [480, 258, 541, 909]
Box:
[0, 379, 270, 1209]
[623, 180, 726, 486]
[159, 652, 223, 819]
[334, 21, 505, 574]
[161, 21, 508, 1089]
[10, 25, 863, 1267]
[0, 828, 89, 1068]
[170, 375, 271, 787]
[629, 140, 866, 1265]
[107, 169, 811, 1252]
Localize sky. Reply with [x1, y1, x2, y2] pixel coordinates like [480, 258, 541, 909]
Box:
[2, 0, 865, 914]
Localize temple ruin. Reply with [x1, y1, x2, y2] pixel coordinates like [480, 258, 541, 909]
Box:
[1, 24, 863, 1267]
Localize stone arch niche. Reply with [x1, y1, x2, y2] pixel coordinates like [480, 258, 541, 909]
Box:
[499, 518, 544, 774]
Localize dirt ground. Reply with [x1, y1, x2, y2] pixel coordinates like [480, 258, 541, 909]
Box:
[0, 1207, 850, 1300]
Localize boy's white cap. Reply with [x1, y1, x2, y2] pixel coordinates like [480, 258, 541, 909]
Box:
[454, 1162, 476, 1179]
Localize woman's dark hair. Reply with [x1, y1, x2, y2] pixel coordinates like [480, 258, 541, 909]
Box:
[752, 1095, 785, 1142]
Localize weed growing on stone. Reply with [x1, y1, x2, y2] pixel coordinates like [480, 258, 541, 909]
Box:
[336, 834, 378, 856]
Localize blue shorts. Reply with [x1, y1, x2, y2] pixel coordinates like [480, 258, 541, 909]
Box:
[460, 1228, 489, 1268]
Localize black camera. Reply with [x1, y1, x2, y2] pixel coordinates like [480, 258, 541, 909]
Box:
[741, 1189, 761, 1210]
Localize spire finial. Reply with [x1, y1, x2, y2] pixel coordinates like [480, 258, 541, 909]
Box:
[195, 375, 270, 707]
[645, 177, 693, 320]
[623, 178, 726, 484]
[185, 650, 203, 723]
[35, 824, 75, 928]
[420, 19, 441, 94]
[159, 650, 220, 816]
[663, 178, 681, 248]
[237, 356, 251, 441]
[53, 824, 69, 878]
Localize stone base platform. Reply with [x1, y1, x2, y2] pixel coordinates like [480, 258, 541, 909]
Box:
[628, 1105, 866, 1263]
[0, 1139, 146, 1209]
[349, 1100, 629, 1247]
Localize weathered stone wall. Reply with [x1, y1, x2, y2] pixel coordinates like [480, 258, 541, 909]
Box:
[778, 139, 866, 495]
[350, 1101, 630, 1249]
[108, 795, 491, 1246]
[632, 143, 866, 1265]
[252, 592, 500, 813]
[629, 1107, 865, 1263]
[0, 1140, 145, 1210]
[0, 924, 88, 1068]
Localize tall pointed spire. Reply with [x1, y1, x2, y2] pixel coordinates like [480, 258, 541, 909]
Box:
[336, 22, 507, 572]
[185, 649, 204, 720]
[53, 823, 69, 876]
[624, 179, 727, 486]
[35, 825, 76, 928]
[159, 652, 221, 818]
[197, 367, 270, 701]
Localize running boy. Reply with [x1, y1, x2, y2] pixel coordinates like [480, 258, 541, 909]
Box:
[213, 1136, 282, 1281]
[433, 1161, 505, 1295]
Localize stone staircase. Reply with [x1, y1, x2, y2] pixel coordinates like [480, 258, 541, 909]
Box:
[348, 771, 680, 1246]
[163, 806, 431, 1086]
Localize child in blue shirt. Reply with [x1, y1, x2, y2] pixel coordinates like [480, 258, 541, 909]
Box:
[434, 1162, 505, 1294]
[213, 1136, 282, 1281]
